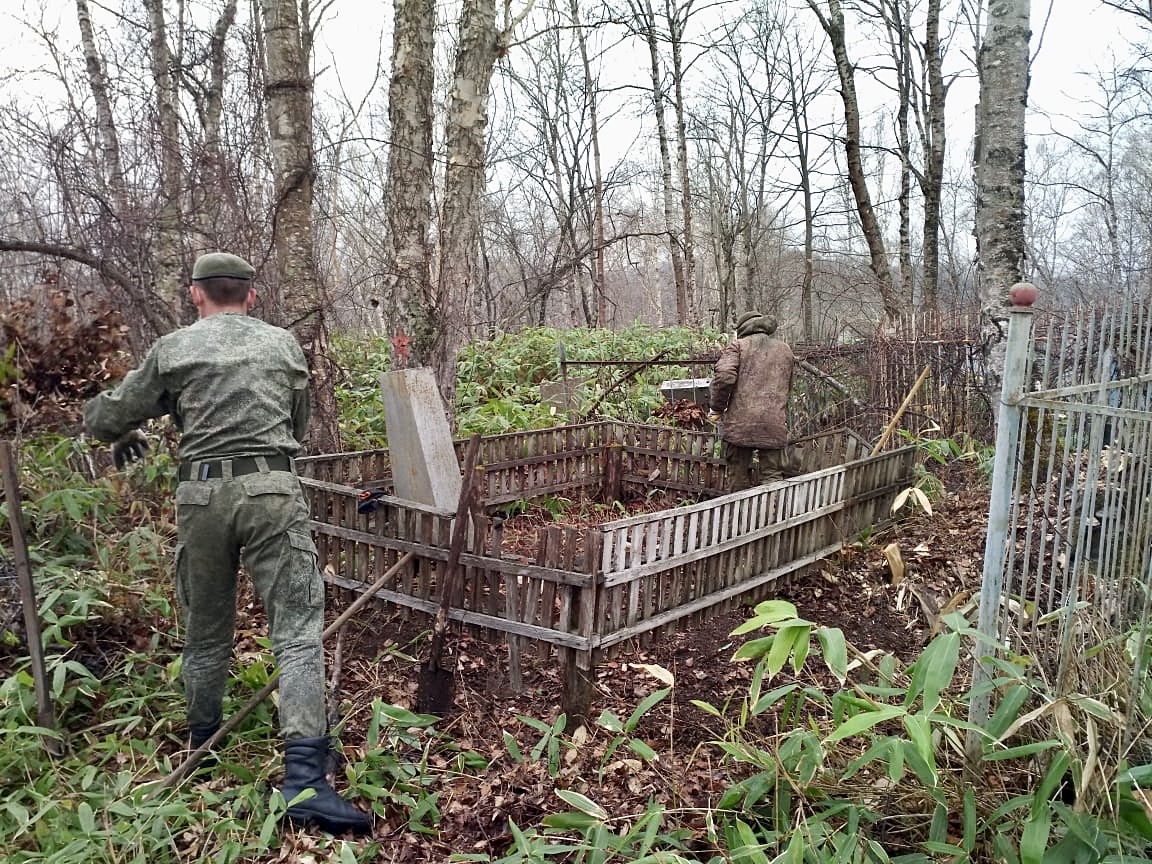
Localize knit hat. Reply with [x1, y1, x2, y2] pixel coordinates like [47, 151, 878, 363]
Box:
[192, 252, 256, 281]
[735, 312, 779, 338]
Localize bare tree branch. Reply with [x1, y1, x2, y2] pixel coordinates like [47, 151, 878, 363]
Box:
[0, 240, 137, 293]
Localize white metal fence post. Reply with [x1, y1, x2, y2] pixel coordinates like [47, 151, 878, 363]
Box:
[966, 283, 1037, 761]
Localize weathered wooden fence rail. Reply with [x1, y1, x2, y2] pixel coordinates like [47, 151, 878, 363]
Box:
[297, 421, 915, 717]
[593, 449, 913, 652]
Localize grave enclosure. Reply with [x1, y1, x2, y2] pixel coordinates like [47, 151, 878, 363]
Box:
[298, 422, 916, 717]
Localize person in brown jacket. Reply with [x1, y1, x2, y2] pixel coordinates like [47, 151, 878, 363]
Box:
[708, 311, 795, 492]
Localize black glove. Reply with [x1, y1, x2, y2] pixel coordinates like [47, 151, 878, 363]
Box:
[357, 488, 387, 514]
[111, 429, 150, 470]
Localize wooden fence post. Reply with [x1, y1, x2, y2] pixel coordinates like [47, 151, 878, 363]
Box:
[564, 532, 601, 723]
[602, 442, 623, 505]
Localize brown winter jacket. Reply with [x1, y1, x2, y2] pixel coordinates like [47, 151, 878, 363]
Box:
[709, 327, 795, 449]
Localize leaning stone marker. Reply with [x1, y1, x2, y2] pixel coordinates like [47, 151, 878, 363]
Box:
[379, 368, 462, 511]
[539, 379, 586, 417]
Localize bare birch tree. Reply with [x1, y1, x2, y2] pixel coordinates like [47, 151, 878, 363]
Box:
[916, 0, 948, 312]
[861, 0, 915, 307]
[187, 0, 239, 255]
[0, 2, 248, 349]
[973, 0, 1030, 389]
[1043, 66, 1146, 300]
[1050, 68, 1138, 293]
[257, 0, 339, 450]
[783, 31, 831, 341]
[382, 0, 436, 369]
[697, 5, 788, 326]
[434, 0, 536, 407]
[569, 0, 608, 325]
[806, 0, 899, 323]
[663, 0, 700, 325]
[857, 0, 949, 313]
[67, 0, 178, 341]
[503, 7, 595, 327]
[142, 0, 186, 313]
[76, 0, 128, 217]
[624, 0, 692, 324]
[3, 0, 323, 374]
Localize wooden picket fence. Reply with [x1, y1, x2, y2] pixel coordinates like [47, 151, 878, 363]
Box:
[297, 421, 915, 717]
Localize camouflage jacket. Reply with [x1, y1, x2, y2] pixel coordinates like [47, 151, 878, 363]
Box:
[708, 333, 794, 449]
[84, 313, 310, 462]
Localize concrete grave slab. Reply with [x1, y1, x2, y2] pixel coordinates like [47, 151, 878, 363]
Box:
[378, 368, 462, 510]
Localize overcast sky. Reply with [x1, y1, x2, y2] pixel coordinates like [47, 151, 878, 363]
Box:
[0, 1, 1131, 178]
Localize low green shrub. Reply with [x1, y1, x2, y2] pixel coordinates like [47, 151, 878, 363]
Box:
[332, 325, 725, 450]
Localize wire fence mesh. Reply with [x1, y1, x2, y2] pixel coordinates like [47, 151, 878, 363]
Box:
[790, 311, 993, 444]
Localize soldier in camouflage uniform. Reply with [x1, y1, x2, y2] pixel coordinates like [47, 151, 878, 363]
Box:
[84, 252, 370, 835]
[709, 312, 795, 492]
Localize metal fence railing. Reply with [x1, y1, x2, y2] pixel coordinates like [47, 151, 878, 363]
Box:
[968, 290, 1152, 751]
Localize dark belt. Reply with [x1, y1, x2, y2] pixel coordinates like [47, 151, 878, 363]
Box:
[178, 454, 294, 481]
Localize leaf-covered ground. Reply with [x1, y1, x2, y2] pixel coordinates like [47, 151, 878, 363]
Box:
[4, 457, 990, 861]
[263, 463, 993, 860]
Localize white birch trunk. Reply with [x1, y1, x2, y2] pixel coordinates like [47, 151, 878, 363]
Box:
[787, 39, 817, 341]
[75, 0, 127, 213]
[191, 0, 238, 256]
[142, 0, 186, 314]
[974, 0, 1031, 392]
[383, 0, 435, 368]
[920, 0, 946, 313]
[436, 0, 499, 409]
[258, 0, 339, 451]
[636, 0, 688, 323]
[569, 0, 607, 326]
[665, 0, 698, 325]
[807, 0, 898, 322]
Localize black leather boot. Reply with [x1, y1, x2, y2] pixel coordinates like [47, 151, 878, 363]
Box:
[280, 737, 372, 836]
[188, 722, 223, 772]
[189, 722, 221, 750]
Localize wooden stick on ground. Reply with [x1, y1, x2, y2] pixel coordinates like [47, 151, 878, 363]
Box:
[145, 550, 415, 796]
[0, 441, 60, 755]
[871, 365, 932, 456]
[325, 625, 347, 731]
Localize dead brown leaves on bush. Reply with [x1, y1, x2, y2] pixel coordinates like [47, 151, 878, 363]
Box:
[650, 398, 708, 430]
[0, 286, 130, 433]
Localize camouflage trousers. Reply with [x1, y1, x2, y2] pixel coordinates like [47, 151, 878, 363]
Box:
[174, 467, 326, 740]
[723, 443, 785, 493]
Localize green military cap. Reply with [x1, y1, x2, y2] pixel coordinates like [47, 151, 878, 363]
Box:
[192, 252, 256, 281]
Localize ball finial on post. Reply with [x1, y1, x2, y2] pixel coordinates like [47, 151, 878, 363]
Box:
[1009, 282, 1038, 307]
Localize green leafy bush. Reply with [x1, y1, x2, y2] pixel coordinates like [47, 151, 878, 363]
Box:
[457, 325, 722, 434]
[332, 325, 725, 450]
[689, 602, 1152, 863]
